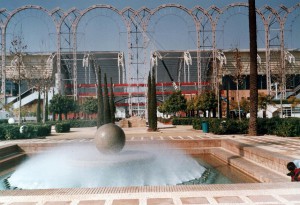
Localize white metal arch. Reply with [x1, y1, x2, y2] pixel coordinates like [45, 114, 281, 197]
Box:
[71, 5, 126, 99]
[1, 5, 58, 103]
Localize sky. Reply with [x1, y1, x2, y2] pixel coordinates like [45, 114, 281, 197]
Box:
[0, 0, 299, 52]
[0, 0, 297, 11]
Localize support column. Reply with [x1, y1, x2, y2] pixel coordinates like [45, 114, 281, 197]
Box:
[264, 24, 271, 95]
[280, 22, 286, 99]
[1, 28, 6, 104]
[56, 25, 62, 94]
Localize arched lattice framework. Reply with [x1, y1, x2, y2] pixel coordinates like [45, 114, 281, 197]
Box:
[0, 5, 59, 103]
[281, 4, 300, 96]
[143, 4, 202, 89]
[0, 3, 299, 108]
[120, 7, 151, 115]
[213, 3, 257, 106]
[258, 5, 287, 98]
[192, 5, 217, 91]
[71, 5, 127, 100]
[214, 3, 296, 99]
[0, 8, 10, 99]
[56, 8, 80, 96]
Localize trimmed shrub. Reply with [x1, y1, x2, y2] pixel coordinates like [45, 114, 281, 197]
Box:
[192, 118, 203, 130]
[0, 119, 8, 124]
[209, 119, 248, 135]
[157, 117, 172, 124]
[35, 124, 52, 137]
[0, 125, 6, 140]
[55, 122, 70, 133]
[0, 124, 52, 140]
[2, 125, 21, 140]
[172, 117, 196, 125]
[67, 119, 97, 128]
[257, 118, 279, 135]
[273, 118, 300, 137]
[193, 117, 299, 137]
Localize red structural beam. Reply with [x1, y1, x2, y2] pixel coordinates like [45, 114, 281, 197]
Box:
[66, 81, 209, 88]
[78, 90, 198, 97]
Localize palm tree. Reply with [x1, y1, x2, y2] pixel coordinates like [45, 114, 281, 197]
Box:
[248, 0, 258, 136]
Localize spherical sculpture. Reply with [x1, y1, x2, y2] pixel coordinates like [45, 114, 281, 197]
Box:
[95, 123, 126, 154]
[8, 118, 15, 124]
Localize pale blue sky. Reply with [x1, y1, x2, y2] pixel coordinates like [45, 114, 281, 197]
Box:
[1, 0, 299, 52]
[0, 0, 297, 10]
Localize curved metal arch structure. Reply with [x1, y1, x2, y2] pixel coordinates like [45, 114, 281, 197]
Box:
[0, 5, 59, 103]
[0, 2, 299, 106]
[70, 4, 127, 100]
[259, 4, 288, 98]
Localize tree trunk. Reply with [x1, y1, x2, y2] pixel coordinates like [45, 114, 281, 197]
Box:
[147, 71, 152, 130]
[237, 83, 241, 121]
[248, 0, 258, 136]
[151, 67, 157, 131]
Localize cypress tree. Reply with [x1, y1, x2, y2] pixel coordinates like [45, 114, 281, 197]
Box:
[110, 77, 116, 123]
[97, 66, 104, 128]
[151, 67, 157, 131]
[103, 73, 111, 124]
[147, 71, 152, 130]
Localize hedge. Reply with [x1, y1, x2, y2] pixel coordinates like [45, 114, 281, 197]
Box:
[55, 122, 71, 133]
[0, 124, 51, 140]
[0, 119, 8, 124]
[172, 117, 197, 125]
[66, 119, 97, 128]
[190, 117, 300, 137]
[255, 117, 300, 137]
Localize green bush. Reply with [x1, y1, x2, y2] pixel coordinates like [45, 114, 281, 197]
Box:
[0, 119, 8, 124]
[192, 117, 300, 137]
[157, 117, 172, 124]
[35, 124, 52, 137]
[273, 118, 300, 137]
[66, 119, 97, 128]
[192, 118, 204, 130]
[55, 122, 70, 133]
[0, 125, 7, 140]
[20, 125, 36, 139]
[0, 124, 52, 140]
[257, 118, 279, 135]
[1, 125, 21, 140]
[257, 117, 300, 137]
[209, 119, 248, 135]
[172, 117, 196, 125]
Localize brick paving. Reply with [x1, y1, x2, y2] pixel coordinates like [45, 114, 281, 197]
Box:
[1, 125, 300, 204]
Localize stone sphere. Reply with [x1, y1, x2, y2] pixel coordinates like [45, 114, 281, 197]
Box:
[8, 118, 15, 124]
[95, 123, 125, 154]
[20, 125, 28, 134]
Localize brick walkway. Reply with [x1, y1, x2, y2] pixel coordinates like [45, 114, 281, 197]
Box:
[1, 125, 300, 204]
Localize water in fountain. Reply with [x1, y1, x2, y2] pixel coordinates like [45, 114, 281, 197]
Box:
[8, 143, 206, 189]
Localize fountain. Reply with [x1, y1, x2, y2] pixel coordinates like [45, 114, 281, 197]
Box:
[7, 124, 206, 189]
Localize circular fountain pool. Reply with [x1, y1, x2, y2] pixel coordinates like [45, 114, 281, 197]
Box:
[6, 143, 206, 189]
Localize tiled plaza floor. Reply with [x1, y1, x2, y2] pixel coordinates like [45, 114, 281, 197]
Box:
[1, 124, 300, 204]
